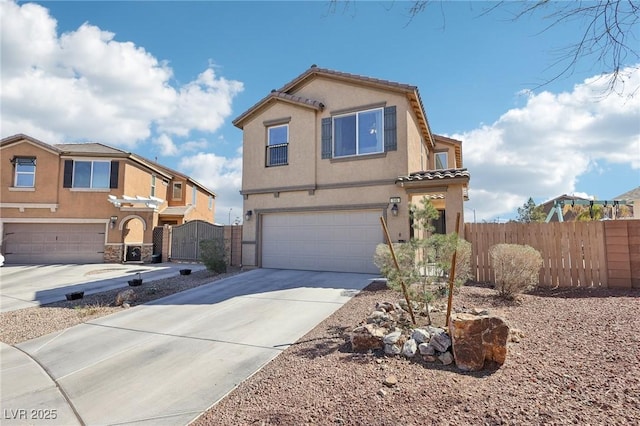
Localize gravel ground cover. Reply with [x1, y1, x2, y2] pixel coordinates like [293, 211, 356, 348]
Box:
[194, 282, 640, 426]
[2, 271, 638, 426]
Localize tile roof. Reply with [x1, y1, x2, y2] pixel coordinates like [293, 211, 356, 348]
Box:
[54, 143, 128, 156]
[233, 65, 434, 146]
[233, 90, 325, 128]
[396, 168, 471, 183]
[614, 186, 640, 200]
[0, 134, 61, 153]
[159, 205, 194, 216]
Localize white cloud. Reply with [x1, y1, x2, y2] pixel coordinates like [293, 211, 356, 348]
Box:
[153, 134, 178, 157]
[0, 0, 242, 147]
[453, 65, 640, 222]
[178, 147, 243, 225]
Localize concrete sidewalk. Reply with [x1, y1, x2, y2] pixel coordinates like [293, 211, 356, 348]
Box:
[0, 262, 207, 313]
[0, 269, 378, 425]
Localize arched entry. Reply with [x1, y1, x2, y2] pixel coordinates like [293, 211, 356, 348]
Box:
[119, 215, 147, 262]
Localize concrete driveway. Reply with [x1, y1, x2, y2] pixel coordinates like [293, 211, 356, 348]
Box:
[0, 268, 378, 425]
[0, 263, 206, 313]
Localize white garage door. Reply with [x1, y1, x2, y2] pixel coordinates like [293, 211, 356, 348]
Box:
[3, 223, 105, 264]
[262, 210, 383, 273]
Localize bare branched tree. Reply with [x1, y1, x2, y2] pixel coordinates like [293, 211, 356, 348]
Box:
[328, 0, 640, 95]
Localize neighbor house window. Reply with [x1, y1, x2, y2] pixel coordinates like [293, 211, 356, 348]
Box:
[72, 160, 110, 188]
[208, 195, 213, 210]
[14, 157, 36, 187]
[266, 124, 288, 166]
[150, 175, 156, 197]
[333, 108, 383, 157]
[172, 182, 182, 199]
[192, 186, 197, 206]
[435, 152, 448, 170]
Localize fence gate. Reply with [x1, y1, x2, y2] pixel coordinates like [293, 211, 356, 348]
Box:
[170, 220, 224, 262]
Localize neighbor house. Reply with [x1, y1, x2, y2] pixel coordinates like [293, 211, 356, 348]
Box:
[233, 66, 470, 273]
[0, 134, 216, 264]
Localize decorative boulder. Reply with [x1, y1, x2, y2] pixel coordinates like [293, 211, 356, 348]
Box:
[449, 313, 510, 371]
[411, 328, 430, 344]
[115, 289, 136, 306]
[402, 338, 418, 357]
[351, 324, 387, 352]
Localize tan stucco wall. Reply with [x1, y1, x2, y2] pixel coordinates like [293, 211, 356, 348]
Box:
[240, 75, 467, 269]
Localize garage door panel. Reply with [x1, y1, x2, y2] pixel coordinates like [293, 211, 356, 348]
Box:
[262, 210, 382, 274]
[3, 223, 105, 264]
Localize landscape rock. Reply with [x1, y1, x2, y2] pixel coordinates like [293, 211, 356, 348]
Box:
[351, 324, 387, 352]
[438, 351, 454, 365]
[383, 375, 398, 387]
[418, 343, 436, 355]
[385, 343, 401, 355]
[429, 328, 452, 352]
[449, 313, 510, 371]
[368, 310, 391, 323]
[115, 289, 136, 306]
[383, 330, 402, 344]
[411, 328, 430, 344]
[402, 338, 418, 357]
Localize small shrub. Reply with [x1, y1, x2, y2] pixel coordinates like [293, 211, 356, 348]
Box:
[199, 239, 227, 273]
[489, 243, 543, 298]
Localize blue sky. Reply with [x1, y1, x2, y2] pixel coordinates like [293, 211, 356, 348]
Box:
[2, 0, 639, 224]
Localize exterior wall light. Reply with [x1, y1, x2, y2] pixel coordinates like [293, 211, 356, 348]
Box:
[110, 216, 118, 229]
[390, 203, 399, 216]
[245, 210, 253, 221]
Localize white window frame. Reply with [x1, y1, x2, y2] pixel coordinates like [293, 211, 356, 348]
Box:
[435, 152, 448, 170]
[172, 182, 183, 200]
[192, 186, 197, 206]
[332, 107, 383, 158]
[72, 160, 110, 189]
[14, 157, 36, 188]
[150, 175, 156, 197]
[266, 124, 289, 166]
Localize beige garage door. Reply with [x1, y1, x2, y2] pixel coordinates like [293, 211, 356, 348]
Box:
[3, 223, 105, 264]
[262, 210, 383, 274]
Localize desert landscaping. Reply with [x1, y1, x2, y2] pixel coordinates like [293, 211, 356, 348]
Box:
[2, 269, 638, 425]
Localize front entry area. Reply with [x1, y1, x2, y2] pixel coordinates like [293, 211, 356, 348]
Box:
[261, 210, 383, 274]
[2, 223, 105, 264]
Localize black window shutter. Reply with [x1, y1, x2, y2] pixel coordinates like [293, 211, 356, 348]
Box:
[321, 117, 332, 159]
[384, 106, 397, 152]
[110, 161, 119, 188]
[63, 160, 73, 188]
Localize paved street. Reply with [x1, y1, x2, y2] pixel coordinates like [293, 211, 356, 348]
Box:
[1, 269, 378, 425]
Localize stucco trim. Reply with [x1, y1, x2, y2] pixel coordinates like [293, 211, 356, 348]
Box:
[0, 203, 59, 212]
[118, 214, 147, 231]
[329, 152, 387, 163]
[330, 102, 387, 116]
[316, 179, 396, 190]
[254, 203, 388, 215]
[8, 187, 36, 192]
[263, 117, 291, 126]
[241, 184, 316, 196]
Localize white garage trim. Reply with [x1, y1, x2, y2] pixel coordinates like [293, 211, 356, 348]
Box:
[260, 209, 384, 274]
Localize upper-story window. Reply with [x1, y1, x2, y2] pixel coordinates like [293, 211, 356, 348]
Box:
[322, 106, 396, 160]
[172, 182, 183, 200]
[72, 160, 110, 188]
[14, 157, 36, 187]
[192, 186, 197, 206]
[435, 152, 448, 170]
[266, 124, 288, 166]
[63, 160, 118, 189]
[208, 195, 213, 210]
[333, 108, 383, 157]
[150, 175, 156, 197]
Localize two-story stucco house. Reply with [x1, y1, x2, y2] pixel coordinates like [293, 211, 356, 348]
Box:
[0, 134, 216, 264]
[234, 66, 470, 273]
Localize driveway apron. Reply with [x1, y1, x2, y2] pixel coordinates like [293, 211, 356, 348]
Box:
[1, 269, 377, 425]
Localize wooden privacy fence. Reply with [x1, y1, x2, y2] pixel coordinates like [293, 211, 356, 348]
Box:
[463, 220, 640, 289]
